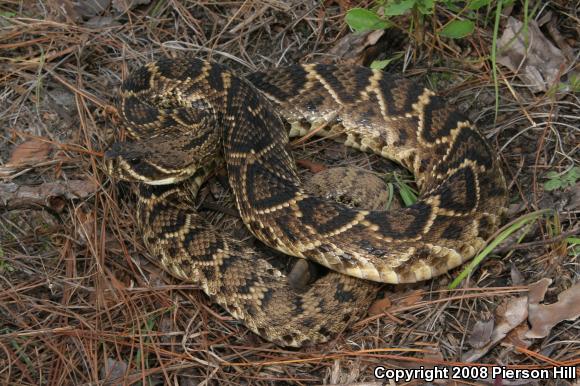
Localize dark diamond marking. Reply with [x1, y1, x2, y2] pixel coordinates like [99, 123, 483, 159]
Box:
[314, 64, 354, 103]
[442, 221, 463, 240]
[376, 75, 399, 115]
[122, 95, 159, 124]
[155, 58, 205, 81]
[207, 63, 224, 92]
[334, 283, 355, 302]
[297, 199, 358, 235]
[245, 162, 299, 211]
[438, 167, 478, 213]
[123, 66, 152, 93]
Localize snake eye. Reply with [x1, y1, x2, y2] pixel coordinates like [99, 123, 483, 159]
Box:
[129, 158, 140, 166]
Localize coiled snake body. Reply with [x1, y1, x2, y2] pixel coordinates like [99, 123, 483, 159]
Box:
[105, 58, 507, 347]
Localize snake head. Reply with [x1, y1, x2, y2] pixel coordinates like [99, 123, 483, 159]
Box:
[104, 138, 214, 185]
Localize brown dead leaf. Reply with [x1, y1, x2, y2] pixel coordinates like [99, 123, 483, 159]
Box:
[463, 278, 580, 361]
[0, 180, 98, 210]
[527, 277, 551, 304]
[462, 296, 528, 362]
[496, 296, 529, 330]
[100, 357, 128, 384]
[546, 12, 575, 61]
[327, 30, 385, 65]
[77, 0, 110, 18]
[505, 323, 532, 348]
[497, 17, 567, 93]
[510, 263, 525, 285]
[526, 282, 580, 339]
[296, 159, 326, 173]
[368, 296, 392, 315]
[112, 0, 150, 13]
[400, 290, 424, 306]
[76, 209, 96, 246]
[99, 273, 124, 308]
[9, 139, 53, 165]
[467, 318, 495, 349]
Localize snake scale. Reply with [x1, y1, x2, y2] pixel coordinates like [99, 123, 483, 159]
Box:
[105, 57, 508, 347]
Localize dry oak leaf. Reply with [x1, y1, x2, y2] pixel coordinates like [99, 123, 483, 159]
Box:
[400, 289, 424, 307]
[527, 277, 551, 304]
[504, 323, 532, 349]
[526, 281, 580, 339]
[467, 318, 495, 349]
[497, 17, 567, 93]
[462, 296, 528, 362]
[0, 180, 97, 209]
[8, 138, 53, 165]
[368, 296, 392, 315]
[112, 0, 150, 13]
[296, 159, 326, 173]
[327, 29, 385, 65]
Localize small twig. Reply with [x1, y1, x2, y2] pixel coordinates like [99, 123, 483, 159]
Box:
[290, 112, 338, 147]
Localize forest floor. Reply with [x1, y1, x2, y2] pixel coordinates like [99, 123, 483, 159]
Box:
[0, 1, 578, 385]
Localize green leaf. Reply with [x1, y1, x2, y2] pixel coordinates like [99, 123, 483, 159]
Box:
[544, 179, 562, 191]
[346, 8, 390, 32]
[370, 58, 394, 70]
[565, 167, 579, 181]
[562, 174, 571, 182]
[0, 11, 16, 17]
[399, 187, 417, 206]
[396, 181, 418, 207]
[383, 0, 416, 16]
[567, 237, 580, 256]
[467, 0, 492, 10]
[439, 2, 461, 13]
[570, 74, 580, 92]
[416, 0, 435, 15]
[546, 171, 560, 179]
[439, 20, 475, 39]
[370, 52, 403, 70]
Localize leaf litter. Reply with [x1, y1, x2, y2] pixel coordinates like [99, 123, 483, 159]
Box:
[497, 17, 568, 93]
[0, 1, 578, 384]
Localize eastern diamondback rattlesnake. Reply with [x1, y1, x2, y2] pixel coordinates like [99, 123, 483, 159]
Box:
[105, 58, 507, 347]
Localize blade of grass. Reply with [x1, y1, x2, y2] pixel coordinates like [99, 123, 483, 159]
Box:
[449, 209, 553, 289]
[490, 0, 504, 122]
[394, 173, 418, 206]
